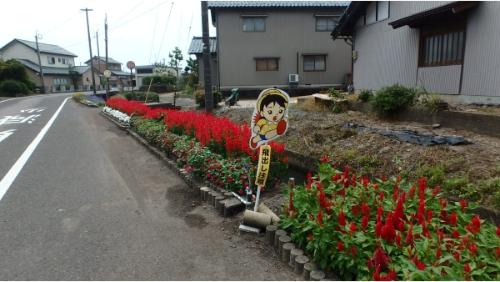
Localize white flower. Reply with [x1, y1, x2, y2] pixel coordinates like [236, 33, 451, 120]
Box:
[103, 106, 130, 124]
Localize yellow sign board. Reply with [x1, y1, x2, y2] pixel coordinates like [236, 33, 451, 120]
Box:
[255, 145, 272, 187]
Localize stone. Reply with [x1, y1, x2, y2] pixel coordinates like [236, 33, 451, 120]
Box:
[310, 270, 326, 281]
[214, 196, 225, 212]
[294, 255, 310, 274]
[265, 224, 278, 245]
[303, 262, 317, 281]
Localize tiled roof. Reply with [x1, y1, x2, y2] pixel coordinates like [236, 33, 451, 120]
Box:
[72, 66, 90, 74]
[208, 1, 349, 9]
[188, 37, 217, 54]
[11, 39, 77, 57]
[84, 56, 122, 65]
[16, 59, 71, 75]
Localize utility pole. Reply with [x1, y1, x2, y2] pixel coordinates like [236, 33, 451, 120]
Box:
[34, 32, 45, 94]
[81, 8, 96, 95]
[105, 14, 110, 98]
[201, 1, 213, 112]
[96, 31, 101, 90]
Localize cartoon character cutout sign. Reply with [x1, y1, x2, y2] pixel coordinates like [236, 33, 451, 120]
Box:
[249, 88, 290, 150]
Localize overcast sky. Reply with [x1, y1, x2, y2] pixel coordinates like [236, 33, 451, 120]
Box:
[0, 0, 215, 69]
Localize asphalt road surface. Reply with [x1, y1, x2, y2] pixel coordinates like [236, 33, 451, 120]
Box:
[0, 94, 296, 280]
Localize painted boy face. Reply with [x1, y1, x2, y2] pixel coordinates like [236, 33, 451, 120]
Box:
[260, 102, 286, 123]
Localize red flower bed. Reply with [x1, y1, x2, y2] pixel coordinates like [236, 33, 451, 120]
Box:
[106, 97, 287, 161]
[281, 157, 500, 280]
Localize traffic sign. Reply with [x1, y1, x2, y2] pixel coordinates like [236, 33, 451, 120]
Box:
[126, 61, 135, 70]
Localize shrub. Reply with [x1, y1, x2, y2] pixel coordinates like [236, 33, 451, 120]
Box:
[281, 158, 500, 280]
[372, 84, 417, 116]
[328, 88, 344, 99]
[417, 91, 447, 113]
[0, 79, 28, 97]
[358, 89, 373, 102]
[72, 92, 85, 102]
[195, 89, 222, 108]
[123, 91, 159, 103]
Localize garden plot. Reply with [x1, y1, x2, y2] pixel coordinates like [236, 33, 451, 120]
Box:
[218, 106, 500, 211]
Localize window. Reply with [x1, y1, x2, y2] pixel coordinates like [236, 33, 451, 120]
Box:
[364, 1, 390, 25]
[255, 58, 279, 71]
[61, 58, 66, 64]
[303, 55, 326, 71]
[243, 17, 266, 32]
[419, 26, 465, 67]
[47, 56, 55, 64]
[316, 16, 338, 31]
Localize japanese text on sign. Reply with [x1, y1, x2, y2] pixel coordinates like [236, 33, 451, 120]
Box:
[255, 145, 272, 187]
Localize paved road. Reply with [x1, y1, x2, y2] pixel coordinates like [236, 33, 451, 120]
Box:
[0, 94, 296, 280]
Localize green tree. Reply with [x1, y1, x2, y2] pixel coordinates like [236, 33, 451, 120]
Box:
[168, 47, 183, 105]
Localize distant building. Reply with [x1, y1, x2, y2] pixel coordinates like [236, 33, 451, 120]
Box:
[135, 64, 179, 90]
[0, 38, 77, 92]
[208, 1, 351, 94]
[84, 56, 132, 91]
[332, 1, 500, 104]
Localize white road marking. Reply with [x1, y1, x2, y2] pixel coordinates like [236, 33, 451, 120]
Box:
[0, 97, 69, 201]
[0, 99, 14, 104]
[0, 129, 16, 143]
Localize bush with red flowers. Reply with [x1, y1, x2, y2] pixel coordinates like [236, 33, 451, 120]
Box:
[281, 158, 500, 280]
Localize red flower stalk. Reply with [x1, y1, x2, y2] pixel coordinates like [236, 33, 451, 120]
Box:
[464, 263, 471, 273]
[350, 222, 357, 233]
[496, 247, 500, 258]
[417, 177, 427, 199]
[319, 154, 330, 164]
[395, 233, 402, 247]
[452, 229, 460, 238]
[361, 215, 369, 230]
[377, 206, 384, 222]
[448, 212, 458, 226]
[371, 247, 390, 270]
[413, 257, 426, 270]
[439, 198, 447, 209]
[375, 220, 383, 238]
[362, 176, 370, 188]
[453, 252, 461, 262]
[361, 203, 370, 216]
[343, 165, 350, 180]
[405, 224, 414, 245]
[426, 209, 433, 223]
[352, 204, 361, 216]
[381, 213, 396, 243]
[497, 225, 500, 237]
[436, 247, 442, 259]
[468, 243, 478, 256]
[306, 172, 313, 190]
[350, 246, 357, 256]
[460, 199, 468, 212]
[466, 215, 481, 234]
[338, 211, 346, 226]
[317, 209, 324, 227]
[432, 186, 441, 196]
[337, 241, 344, 252]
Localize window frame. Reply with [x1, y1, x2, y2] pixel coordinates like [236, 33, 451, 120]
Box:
[418, 22, 466, 68]
[315, 15, 339, 32]
[242, 16, 267, 32]
[303, 54, 327, 72]
[255, 57, 279, 71]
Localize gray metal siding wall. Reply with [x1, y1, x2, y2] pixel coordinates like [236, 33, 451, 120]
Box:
[353, 1, 451, 91]
[215, 8, 351, 90]
[417, 65, 461, 94]
[461, 2, 500, 98]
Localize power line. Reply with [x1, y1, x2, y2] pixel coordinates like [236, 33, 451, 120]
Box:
[148, 7, 160, 63]
[110, 0, 145, 27]
[42, 11, 80, 36]
[155, 2, 174, 63]
[109, 0, 170, 31]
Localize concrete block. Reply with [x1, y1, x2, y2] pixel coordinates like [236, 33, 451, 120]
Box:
[223, 198, 245, 217]
[282, 243, 294, 264]
[310, 270, 325, 281]
[274, 230, 287, 249]
[278, 235, 291, 257]
[216, 199, 227, 214]
[303, 262, 317, 281]
[289, 248, 304, 268]
[265, 224, 278, 245]
[214, 196, 225, 210]
[294, 255, 309, 274]
[200, 186, 210, 198]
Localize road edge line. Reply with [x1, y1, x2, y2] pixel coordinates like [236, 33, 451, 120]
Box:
[0, 97, 69, 201]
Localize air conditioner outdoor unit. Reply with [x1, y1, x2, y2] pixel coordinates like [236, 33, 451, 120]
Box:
[288, 73, 299, 83]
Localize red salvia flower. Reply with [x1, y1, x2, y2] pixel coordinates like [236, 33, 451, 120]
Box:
[361, 203, 370, 216]
[496, 247, 500, 258]
[317, 210, 324, 227]
[405, 224, 414, 245]
[452, 229, 460, 238]
[460, 199, 468, 211]
[436, 248, 442, 259]
[496, 225, 500, 237]
[468, 244, 478, 256]
[319, 154, 330, 164]
[432, 186, 441, 196]
[464, 263, 471, 273]
[413, 257, 426, 270]
[381, 213, 396, 242]
[453, 252, 461, 262]
[466, 215, 481, 234]
[338, 211, 346, 226]
[350, 222, 357, 233]
[375, 220, 383, 238]
[371, 247, 390, 270]
[361, 215, 369, 230]
[448, 212, 458, 226]
[350, 246, 357, 256]
[337, 241, 344, 252]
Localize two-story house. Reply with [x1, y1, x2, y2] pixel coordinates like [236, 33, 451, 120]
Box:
[135, 64, 180, 90]
[208, 1, 351, 95]
[0, 38, 77, 92]
[84, 56, 132, 91]
[332, 1, 500, 105]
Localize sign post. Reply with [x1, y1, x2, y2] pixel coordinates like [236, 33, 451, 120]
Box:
[126, 60, 135, 93]
[103, 69, 111, 99]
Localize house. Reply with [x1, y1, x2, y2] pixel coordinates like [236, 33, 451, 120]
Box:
[188, 36, 218, 88]
[0, 38, 77, 92]
[84, 56, 132, 91]
[208, 1, 351, 95]
[332, 1, 500, 105]
[135, 64, 179, 90]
